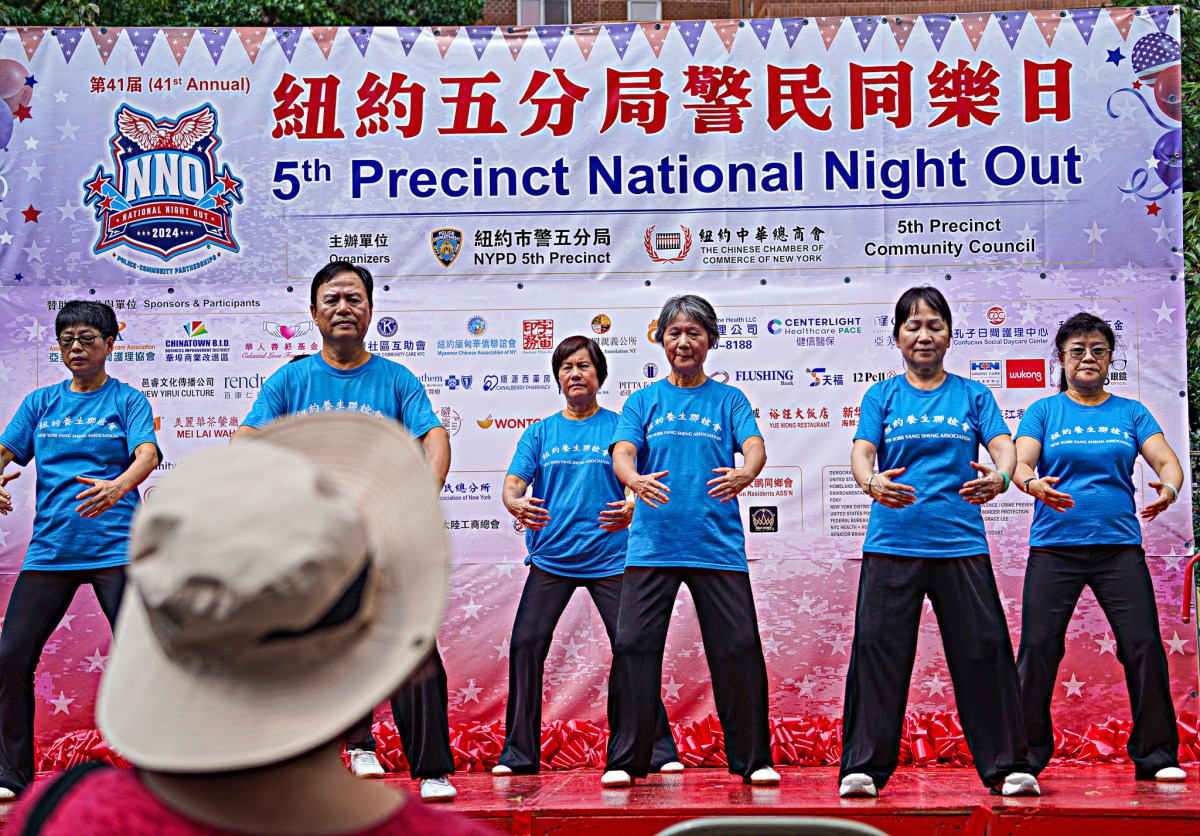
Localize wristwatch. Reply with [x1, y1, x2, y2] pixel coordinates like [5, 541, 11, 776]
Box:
[1023, 477, 1037, 492]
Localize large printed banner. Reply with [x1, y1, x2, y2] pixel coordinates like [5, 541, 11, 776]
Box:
[0, 10, 1192, 745]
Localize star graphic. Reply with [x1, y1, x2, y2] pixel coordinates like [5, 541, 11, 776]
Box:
[1087, 300, 1108, 320]
[1165, 632, 1189, 656]
[24, 75, 36, 88]
[662, 676, 683, 700]
[1152, 301, 1175, 324]
[1015, 223, 1038, 241]
[0, 358, 10, 382]
[797, 674, 816, 697]
[56, 614, 76, 631]
[0, 527, 8, 547]
[492, 637, 510, 660]
[1081, 142, 1103, 162]
[1084, 221, 1105, 244]
[457, 679, 482, 704]
[1017, 304, 1038, 325]
[561, 636, 584, 660]
[0, 232, 11, 246]
[22, 160, 44, 182]
[1146, 202, 1162, 216]
[826, 634, 851, 656]
[83, 648, 108, 672]
[212, 194, 228, 210]
[57, 201, 79, 222]
[22, 240, 45, 262]
[1050, 183, 1072, 202]
[58, 120, 79, 141]
[495, 563, 515, 578]
[1106, 48, 1124, 66]
[21, 205, 41, 224]
[85, 170, 112, 200]
[1152, 221, 1174, 243]
[1161, 550, 1185, 571]
[460, 598, 481, 620]
[216, 167, 243, 200]
[12, 274, 22, 283]
[54, 89, 68, 103]
[1062, 673, 1084, 698]
[13, 103, 31, 122]
[761, 633, 781, 657]
[1095, 632, 1117, 656]
[794, 592, 817, 613]
[23, 137, 38, 151]
[692, 641, 706, 658]
[925, 673, 948, 696]
[50, 692, 74, 715]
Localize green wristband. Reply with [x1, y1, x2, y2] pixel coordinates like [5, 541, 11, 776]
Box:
[999, 471, 1011, 492]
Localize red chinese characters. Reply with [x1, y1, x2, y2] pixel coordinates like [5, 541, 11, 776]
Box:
[682, 66, 752, 134]
[1023, 59, 1072, 123]
[766, 65, 832, 131]
[355, 71, 426, 139]
[601, 68, 668, 134]
[849, 63, 913, 130]
[519, 69, 590, 137]
[271, 73, 345, 140]
[927, 59, 1000, 128]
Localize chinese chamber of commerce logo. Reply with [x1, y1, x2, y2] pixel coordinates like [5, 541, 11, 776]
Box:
[644, 224, 693, 264]
[431, 228, 463, 268]
[83, 104, 243, 261]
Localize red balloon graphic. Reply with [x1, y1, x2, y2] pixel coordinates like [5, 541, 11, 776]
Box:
[1153, 64, 1182, 123]
[0, 59, 28, 100]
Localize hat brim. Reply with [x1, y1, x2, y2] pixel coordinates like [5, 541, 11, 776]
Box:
[98, 413, 450, 773]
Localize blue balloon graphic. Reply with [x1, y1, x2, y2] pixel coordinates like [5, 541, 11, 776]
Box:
[0, 100, 12, 152]
[1154, 130, 1182, 193]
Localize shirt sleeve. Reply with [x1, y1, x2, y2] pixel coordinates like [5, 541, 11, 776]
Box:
[243, 367, 289, 428]
[121, 388, 160, 461]
[395, 366, 441, 439]
[610, 390, 646, 453]
[507, 422, 539, 484]
[852, 384, 884, 446]
[729, 388, 762, 451]
[1130, 400, 1164, 449]
[972, 381, 1010, 445]
[0, 391, 40, 466]
[1014, 397, 1047, 444]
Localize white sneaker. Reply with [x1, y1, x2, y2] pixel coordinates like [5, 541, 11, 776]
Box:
[658, 761, 684, 774]
[601, 770, 633, 787]
[839, 773, 877, 798]
[492, 764, 513, 776]
[0, 787, 15, 802]
[1156, 766, 1187, 783]
[346, 748, 384, 778]
[1001, 772, 1041, 796]
[419, 775, 457, 802]
[749, 766, 780, 785]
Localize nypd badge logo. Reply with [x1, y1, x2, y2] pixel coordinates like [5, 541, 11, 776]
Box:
[431, 228, 463, 268]
[83, 104, 243, 262]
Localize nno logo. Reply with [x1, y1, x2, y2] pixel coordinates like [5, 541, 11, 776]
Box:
[83, 104, 243, 261]
[476, 415, 541, 430]
[1006, 359, 1046, 388]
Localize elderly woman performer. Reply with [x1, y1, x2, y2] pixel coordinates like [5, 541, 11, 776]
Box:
[840, 286, 1037, 799]
[0, 301, 159, 798]
[601, 295, 779, 788]
[495, 336, 680, 776]
[1014, 312, 1186, 783]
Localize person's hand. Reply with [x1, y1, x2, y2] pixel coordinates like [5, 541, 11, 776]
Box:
[1140, 481, 1176, 522]
[959, 461, 1006, 505]
[598, 498, 635, 531]
[505, 495, 551, 531]
[1027, 476, 1074, 513]
[75, 476, 127, 519]
[0, 471, 19, 515]
[629, 470, 670, 508]
[866, 467, 916, 508]
[707, 467, 753, 502]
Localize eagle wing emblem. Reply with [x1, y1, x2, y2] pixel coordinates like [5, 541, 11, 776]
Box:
[117, 106, 215, 150]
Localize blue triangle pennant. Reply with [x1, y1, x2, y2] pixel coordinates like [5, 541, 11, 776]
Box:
[993, 12, 1027, 48]
[605, 22, 637, 59]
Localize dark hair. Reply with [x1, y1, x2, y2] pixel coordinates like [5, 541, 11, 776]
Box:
[55, 301, 119, 340]
[551, 336, 608, 387]
[892, 286, 952, 340]
[310, 261, 373, 308]
[1053, 312, 1116, 392]
[654, 295, 720, 346]
[288, 353, 311, 363]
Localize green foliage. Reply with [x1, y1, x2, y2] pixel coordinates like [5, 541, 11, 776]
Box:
[0, 0, 485, 26]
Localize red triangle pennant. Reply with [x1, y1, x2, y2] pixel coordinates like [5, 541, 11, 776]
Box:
[815, 17, 842, 50]
[1107, 8, 1134, 41]
[237, 28, 269, 63]
[163, 27, 196, 65]
[90, 27, 124, 64]
[310, 26, 338, 59]
[639, 21, 670, 57]
[712, 20, 740, 53]
[1029, 10, 1063, 48]
[434, 26, 458, 58]
[960, 12, 990, 50]
[17, 28, 45, 61]
[503, 27, 529, 60]
[886, 16, 916, 51]
[571, 25, 600, 61]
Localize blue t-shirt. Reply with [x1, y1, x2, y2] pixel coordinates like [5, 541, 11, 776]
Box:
[0, 378, 158, 571]
[612, 378, 762, 572]
[855, 373, 1010, 558]
[244, 353, 440, 438]
[1016, 393, 1162, 547]
[507, 409, 628, 578]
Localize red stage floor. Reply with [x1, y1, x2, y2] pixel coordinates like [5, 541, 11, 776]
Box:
[0, 765, 1197, 834]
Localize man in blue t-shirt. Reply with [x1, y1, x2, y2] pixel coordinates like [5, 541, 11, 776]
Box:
[232, 263, 456, 802]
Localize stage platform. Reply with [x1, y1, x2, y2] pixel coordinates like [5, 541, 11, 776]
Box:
[438, 766, 1200, 836]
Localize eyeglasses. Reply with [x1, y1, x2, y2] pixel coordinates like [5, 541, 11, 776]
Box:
[1064, 347, 1111, 360]
[57, 334, 102, 349]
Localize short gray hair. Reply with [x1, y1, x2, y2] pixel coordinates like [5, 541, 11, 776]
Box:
[654, 295, 719, 346]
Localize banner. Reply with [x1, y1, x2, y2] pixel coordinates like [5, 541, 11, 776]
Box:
[0, 10, 1191, 744]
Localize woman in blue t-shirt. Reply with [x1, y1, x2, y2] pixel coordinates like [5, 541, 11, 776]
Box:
[494, 336, 680, 776]
[1014, 312, 1186, 784]
[0, 301, 159, 798]
[601, 295, 778, 789]
[840, 286, 1038, 800]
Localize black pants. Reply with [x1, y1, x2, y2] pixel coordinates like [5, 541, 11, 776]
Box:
[0, 568, 126, 793]
[499, 565, 678, 773]
[606, 567, 772, 780]
[344, 647, 455, 779]
[840, 553, 1031, 790]
[1018, 544, 1179, 779]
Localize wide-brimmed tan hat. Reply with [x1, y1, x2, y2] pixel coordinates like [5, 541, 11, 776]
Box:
[97, 412, 449, 773]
